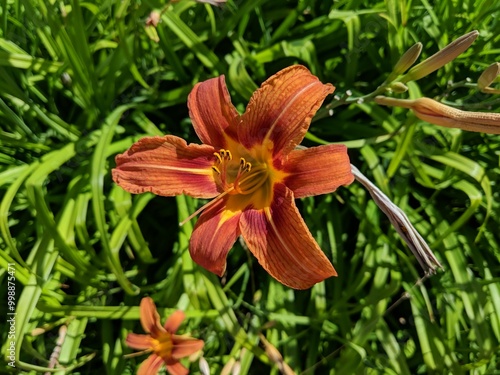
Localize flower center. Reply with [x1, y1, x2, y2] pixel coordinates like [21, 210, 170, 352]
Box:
[212, 149, 269, 195]
[178, 144, 282, 226]
[152, 332, 173, 360]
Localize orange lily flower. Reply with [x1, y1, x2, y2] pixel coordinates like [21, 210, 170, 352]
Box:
[113, 65, 354, 289]
[125, 297, 204, 375]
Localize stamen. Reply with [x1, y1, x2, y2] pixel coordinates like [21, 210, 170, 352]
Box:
[214, 149, 232, 188]
[218, 149, 232, 160]
[236, 165, 268, 194]
[124, 349, 153, 358]
[179, 189, 233, 226]
[220, 161, 227, 187]
[212, 149, 266, 195]
[214, 152, 222, 164]
[232, 158, 253, 192]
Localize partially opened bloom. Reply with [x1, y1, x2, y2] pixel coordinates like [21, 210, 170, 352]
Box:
[125, 297, 204, 375]
[113, 65, 354, 289]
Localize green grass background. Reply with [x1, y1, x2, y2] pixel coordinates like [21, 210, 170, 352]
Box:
[1, 0, 499, 373]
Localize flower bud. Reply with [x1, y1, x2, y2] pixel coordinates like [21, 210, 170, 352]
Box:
[387, 82, 409, 93]
[199, 357, 210, 375]
[375, 95, 500, 134]
[279, 361, 296, 375]
[390, 42, 423, 78]
[145, 26, 160, 43]
[259, 334, 296, 374]
[400, 30, 479, 83]
[220, 358, 236, 375]
[145, 11, 161, 43]
[478, 62, 500, 94]
[260, 334, 283, 364]
[146, 11, 161, 27]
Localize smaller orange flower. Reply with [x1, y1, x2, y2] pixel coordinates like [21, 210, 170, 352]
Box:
[126, 297, 204, 375]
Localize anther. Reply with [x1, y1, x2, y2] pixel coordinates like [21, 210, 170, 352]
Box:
[211, 166, 221, 174]
[218, 149, 232, 160]
[214, 152, 222, 164]
[245, 162, 252, 172]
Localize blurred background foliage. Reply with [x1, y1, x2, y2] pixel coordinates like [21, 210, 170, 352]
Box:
[0, 0, 499, 373]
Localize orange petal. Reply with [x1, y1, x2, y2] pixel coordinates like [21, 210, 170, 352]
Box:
[171, 335, 205, 359]
[239, 65, 334, 156]
[140, 297, 167, 337]
[166, 361, 189, 375]
[126, 333, 153, 350]
[137, 354, 164, 375]
[188, 75, 240, 147]
[164, 310, 185, 334]
[189, 197, 241, 277]
[283, 144, 354, 198]
[113, 135, 218, 199]
[239, 183, 337, 289]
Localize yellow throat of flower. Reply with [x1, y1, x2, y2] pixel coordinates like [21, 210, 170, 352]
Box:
[211, 148, 269, 196]
[152, 332, 174, 359]
[179, 142, 287, 226]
